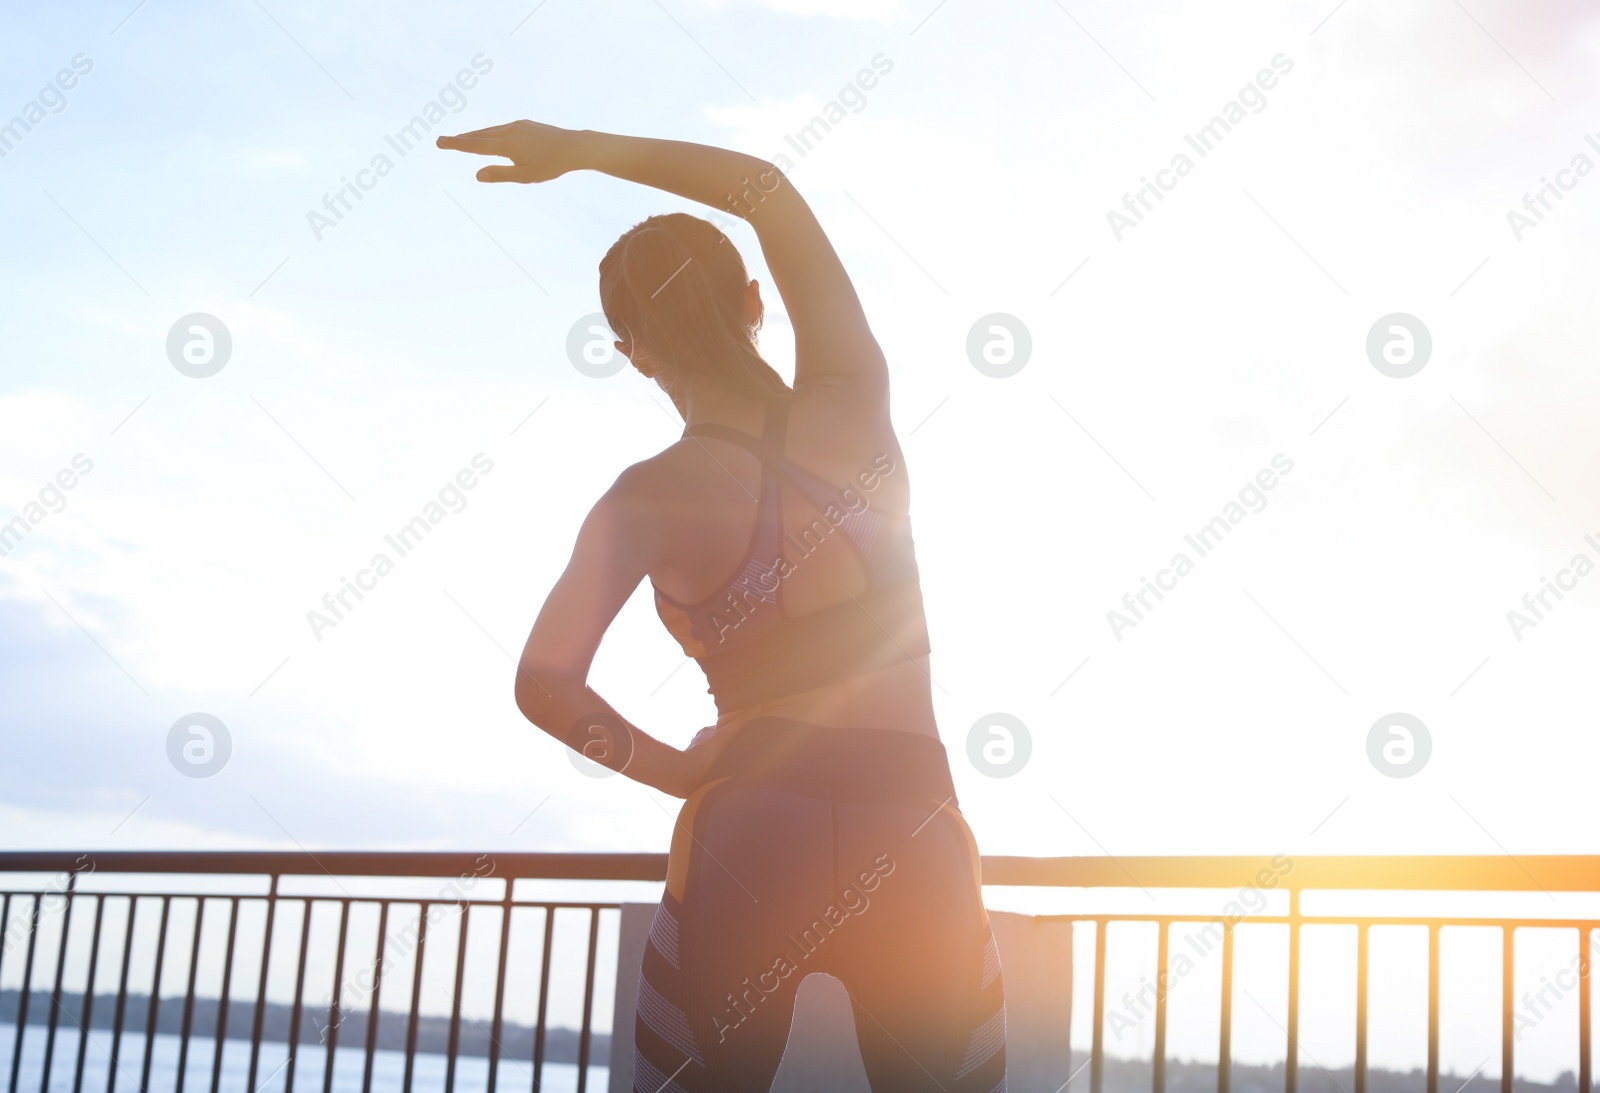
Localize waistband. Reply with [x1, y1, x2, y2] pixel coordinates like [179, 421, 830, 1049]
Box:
[703, 716, 958, 806]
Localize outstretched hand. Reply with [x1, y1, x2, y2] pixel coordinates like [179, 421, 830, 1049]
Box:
[436, 120, 585, 184]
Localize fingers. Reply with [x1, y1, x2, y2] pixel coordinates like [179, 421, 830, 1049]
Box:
[454, 122, 522, 138]
[476, 164, 537, 184]
[436, 134, 504, 154]
[436, 121, 524, 149]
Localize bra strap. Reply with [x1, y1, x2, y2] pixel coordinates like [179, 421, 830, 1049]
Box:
[681, 399, 792, 466]
[681, 422, 770, 463]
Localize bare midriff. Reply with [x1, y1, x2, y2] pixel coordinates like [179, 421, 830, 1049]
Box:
[709, 655, 939, 740]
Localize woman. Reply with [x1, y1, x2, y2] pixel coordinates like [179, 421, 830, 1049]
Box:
[440, 121, 1005, 1092]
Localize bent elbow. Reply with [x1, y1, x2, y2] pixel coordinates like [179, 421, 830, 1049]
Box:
[513, 661, 578, 725]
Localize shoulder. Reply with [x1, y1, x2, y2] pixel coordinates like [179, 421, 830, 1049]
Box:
[572, 454, 689, 572]
[600, 441, 719, 516]
[615, 439, 712, 487]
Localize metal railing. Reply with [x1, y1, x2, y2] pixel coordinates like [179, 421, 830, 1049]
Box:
[988, 855, 1600, 1093]
[0, 853, 1595, 1093]
[0, 853, 662, 1093]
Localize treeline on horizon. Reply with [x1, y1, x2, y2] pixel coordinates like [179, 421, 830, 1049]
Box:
[0, 989, 608, 1063]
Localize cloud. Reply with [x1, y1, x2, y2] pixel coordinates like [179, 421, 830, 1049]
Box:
[0, 589, 674, 853]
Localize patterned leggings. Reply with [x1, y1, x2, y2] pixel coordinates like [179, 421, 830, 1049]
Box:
[632, 719, 1006, 1092]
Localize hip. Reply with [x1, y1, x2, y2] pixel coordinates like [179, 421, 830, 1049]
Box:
[666, 714, 982, 908]
[698, 712, 957, 805]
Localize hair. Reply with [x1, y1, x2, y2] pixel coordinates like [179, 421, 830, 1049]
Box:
[599, 213, 793, 403]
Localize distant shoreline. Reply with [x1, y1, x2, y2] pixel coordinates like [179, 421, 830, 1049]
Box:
[0, 989, 608, 1064]
[4, 989, 1576, 1092]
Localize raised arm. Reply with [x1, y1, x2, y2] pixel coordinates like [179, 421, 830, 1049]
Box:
[437, 121, 887, 399]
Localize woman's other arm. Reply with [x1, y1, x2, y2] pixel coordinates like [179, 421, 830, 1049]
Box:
[513, 469, 713, 798]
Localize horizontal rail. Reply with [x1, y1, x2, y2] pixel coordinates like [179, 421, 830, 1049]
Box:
[1031, 914, 1600, 928]
[4, 852, 1600, 892]
[0, 852, 665, 881]
[0, 892, 624, 909]
[981, 854, 1600, 892]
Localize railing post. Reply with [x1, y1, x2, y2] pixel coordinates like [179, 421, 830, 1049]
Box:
[209, 898, 240, 1093]
[444, 904, 471, 1093]
[359, 903, 389, 1093]
[40, 870, 79, 1093]
[1502, 926, 1514, 1093]
[106, 896, 138, 1093]
[1218, 921, 1234, 1093]
[1428, 923, 1439, 1093]
[1090, 919, 1106, 1093]
[485, 879, 513, 1093]
[1153, 920, 1168, 1093]
[8, 893, 43, 1093]
[1581, 926, 1592, 1093]
[246, 876, 280, 1093]
[1355, 922, 1368, 1093]
[1286, 889, 1299, 1093]
[320, 900, 351, 1093]
[0, 896, 11, 1083]
[174, 897, 208, 1093]
[532, 907, 555, 1088]
[283, 898, 314, 1093]
[137, 896, 172, 1093]
[576, 906, 601, 1093]
[70, 895, 107, 1093]
[0, 896, 10, 1012]
[401, 903, 431, 1093]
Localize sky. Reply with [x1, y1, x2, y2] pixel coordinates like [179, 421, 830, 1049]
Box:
[3, 0, 1600, 1079]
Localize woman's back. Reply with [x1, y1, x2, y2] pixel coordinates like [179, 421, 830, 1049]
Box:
[635, 386, 938, 737]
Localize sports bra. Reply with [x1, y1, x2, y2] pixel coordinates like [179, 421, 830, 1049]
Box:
[651, 399, 932, 717]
